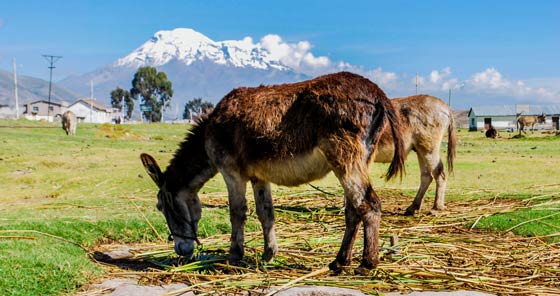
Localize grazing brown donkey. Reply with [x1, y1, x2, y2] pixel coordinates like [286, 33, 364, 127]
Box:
[141, 72, 406, 274]
[61, 110, 77, 136]
[374, 95, 456, 215]
[517, 113, 546, 134]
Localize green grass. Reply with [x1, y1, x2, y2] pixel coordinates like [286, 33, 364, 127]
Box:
[0, 238, 98, 296]
[475, 207, 560, 239]
[1, 119, 559, 295]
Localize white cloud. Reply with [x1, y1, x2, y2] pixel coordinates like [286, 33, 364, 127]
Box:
[470, 68, 510, 90]
[407, 67, 560, 105]
[363, 67, 399, 88]
[254, 34, 400, 90]
[468, 68, 558, 102]
[414, 67, 460, 92]
[258, 34, 333, 76]
[429, 67, 451, 83]
[255, 34, 559, 105]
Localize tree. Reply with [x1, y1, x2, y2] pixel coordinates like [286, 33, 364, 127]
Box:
[110, 87, 133, 119]
[130, 66, 173, 122]
[183, 98, 214, 120]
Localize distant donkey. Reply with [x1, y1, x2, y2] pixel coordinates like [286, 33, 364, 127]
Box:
[517, 112, 546, 134]
[61, 110, 77, 136]
[141, 72, 406, 274]
[373, 95, 456, 215]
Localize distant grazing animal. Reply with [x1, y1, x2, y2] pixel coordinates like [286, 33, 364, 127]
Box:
[517, 113, 546, 134]
[61, 111, 77, 136]
[374, 95, 456, 215]
[485, 126, 498, 139]
[141, 72, 405, 274]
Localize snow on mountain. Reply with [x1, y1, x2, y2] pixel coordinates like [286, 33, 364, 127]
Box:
[59, 28, 307, 117]
[114, 28, 288, 71]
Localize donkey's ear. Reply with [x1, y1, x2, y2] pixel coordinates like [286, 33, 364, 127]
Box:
[140, 153, 164, 188]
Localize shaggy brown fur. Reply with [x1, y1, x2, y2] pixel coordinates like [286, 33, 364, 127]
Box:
[517, 113, 546, 134]
[141, 72, 406, 274]
[374, 95, 456, 215]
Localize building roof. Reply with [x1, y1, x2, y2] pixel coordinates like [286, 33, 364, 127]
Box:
[469, 104, 560, 117]
[70, 99, 112, 112]
[25, 100, 64, 107]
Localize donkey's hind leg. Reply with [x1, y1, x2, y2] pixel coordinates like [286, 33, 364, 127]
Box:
[221, 170, 248, 265]
[328, 193, 361, 273]
[431, 158, 447, 213]
[331, 168, 381, 275]
[405, 150, 433, 215]
[251, 179, 278, 262]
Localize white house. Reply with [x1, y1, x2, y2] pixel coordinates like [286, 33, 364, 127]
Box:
[68, 99, 115, 123]
[468, 104, 560, 131]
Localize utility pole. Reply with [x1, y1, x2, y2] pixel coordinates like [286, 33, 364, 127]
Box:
[42, 55, 62, 122]
[448, 82, 465, 109]
[90, 80, 94, 123]
[121, 95, 125, 123]
[415, 72, 418, 95]
[12, 58, 19, 119]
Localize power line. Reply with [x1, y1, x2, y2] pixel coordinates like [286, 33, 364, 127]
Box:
[42, 54, 62, 121]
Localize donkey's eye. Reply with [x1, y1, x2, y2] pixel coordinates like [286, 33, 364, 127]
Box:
[156, 191, 164, 211]
[156, 200, 163, 211]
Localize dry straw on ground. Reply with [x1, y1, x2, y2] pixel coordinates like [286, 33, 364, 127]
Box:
[90, 189, 560, 295]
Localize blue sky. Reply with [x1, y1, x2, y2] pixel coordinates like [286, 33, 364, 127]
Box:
[1, 0, 559, 108]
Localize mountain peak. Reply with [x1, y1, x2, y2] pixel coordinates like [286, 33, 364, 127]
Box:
[151, 28, 213, 46]
[115, 28, 288, 71]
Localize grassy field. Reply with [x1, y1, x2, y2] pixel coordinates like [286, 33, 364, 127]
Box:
[0, 119, 559, 295]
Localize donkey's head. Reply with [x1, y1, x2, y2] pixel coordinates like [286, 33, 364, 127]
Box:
[140, 153, 201, 259]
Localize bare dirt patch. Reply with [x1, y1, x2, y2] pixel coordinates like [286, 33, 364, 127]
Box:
[80, 190, 560, 295]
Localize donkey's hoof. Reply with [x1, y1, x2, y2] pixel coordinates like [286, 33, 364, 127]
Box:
[328, 260, 346, 274]
[429, 206, 446, 216]
[355, 260, 376, 275]
[354, 265, 374, 276]
[404, 206, 418, 216]
[262, 245, 278, 263]
[227, 254, 244, 266]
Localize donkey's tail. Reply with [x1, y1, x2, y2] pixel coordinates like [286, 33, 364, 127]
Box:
[373, 99, 406, 180]
[447, 111, 457, 174]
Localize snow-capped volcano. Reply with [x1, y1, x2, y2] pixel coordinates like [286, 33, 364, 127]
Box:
[115, 28, 288, 71]
[60, 28, 307, 116]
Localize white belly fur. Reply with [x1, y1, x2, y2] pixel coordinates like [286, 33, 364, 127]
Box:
[248, 148, 332, 186]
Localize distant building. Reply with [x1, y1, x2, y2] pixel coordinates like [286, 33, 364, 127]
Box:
[22, 99, 115, 123]
[67, 99, 115, 123]
[0, 104, 17, 119]
[452, 110, 470, 129]
[468, 104, 560, 131]
[23, 100, 68, 121]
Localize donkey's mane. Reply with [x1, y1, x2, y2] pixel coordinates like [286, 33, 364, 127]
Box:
[164, 119, 211, 192]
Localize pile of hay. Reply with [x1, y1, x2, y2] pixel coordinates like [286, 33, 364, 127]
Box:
[94, 189, 560, 295]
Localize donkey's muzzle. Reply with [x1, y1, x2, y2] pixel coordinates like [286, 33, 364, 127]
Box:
[174, 240, 195, 259]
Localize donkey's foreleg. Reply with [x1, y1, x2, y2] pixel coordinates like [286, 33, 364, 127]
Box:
[222, 172, 248, 264]
[251, 179, 278, 262]
[329, 199, 361, 273]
